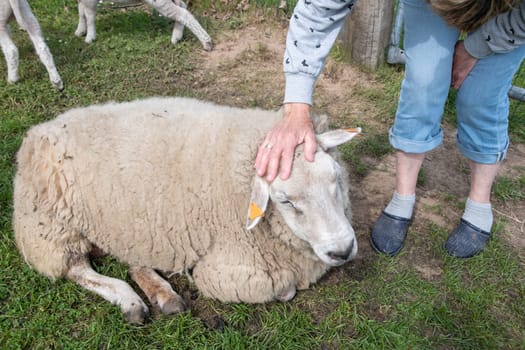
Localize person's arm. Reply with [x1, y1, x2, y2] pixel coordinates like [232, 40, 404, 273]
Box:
[255, 0, 355, 181]
[452, 1, 525, 89]
[283, 0, 355, 104]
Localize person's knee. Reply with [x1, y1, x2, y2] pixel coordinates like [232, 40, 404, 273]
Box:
[456, 88, 492, 114]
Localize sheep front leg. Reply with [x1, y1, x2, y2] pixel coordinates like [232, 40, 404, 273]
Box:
[0, 25, 19, 84]
[76, 0, 98, 43]
[66, 257, 149, 324]
[74, 2, 87, 37]
[171, 22, 184, 44]
[170, 0, 185, 46]
[192, 246, 298, 303]
[143, 0, 213, 51]
[0, 2, 20, 83]
[128, 266, 187, 316]
[11, 0, 63, 89]
[30, 37, 63, 90]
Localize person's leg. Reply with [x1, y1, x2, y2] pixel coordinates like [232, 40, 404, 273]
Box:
[371, 0, 459, 256]
[382, 151, 423, 219]
[443, 162, 499, 258]
[468, 161, 500, 204]
[444, 44, 525, 258]
[460, 161, 499, 232]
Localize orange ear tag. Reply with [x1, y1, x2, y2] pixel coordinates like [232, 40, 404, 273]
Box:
[343, 127, 362, 135]
[249, 202, 265, 220]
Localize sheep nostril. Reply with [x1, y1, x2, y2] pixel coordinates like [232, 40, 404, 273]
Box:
[327, 240, 354, 261]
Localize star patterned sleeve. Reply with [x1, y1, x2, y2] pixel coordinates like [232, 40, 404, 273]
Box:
[464, 0, 525, 59]
[283, 0, 355, 105]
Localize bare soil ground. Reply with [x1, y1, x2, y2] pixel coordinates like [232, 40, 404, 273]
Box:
[177, 12, 525, 320]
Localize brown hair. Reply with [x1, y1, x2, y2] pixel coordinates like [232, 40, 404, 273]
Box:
[427, 0, 520, 32]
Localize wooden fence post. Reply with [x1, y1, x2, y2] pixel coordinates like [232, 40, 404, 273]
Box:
[338, 0, 396, 68]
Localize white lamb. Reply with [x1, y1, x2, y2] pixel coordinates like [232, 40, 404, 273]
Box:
[0, 0, 62, 89]
[13, 97, 359, 324]
[75, 0, 213, 50]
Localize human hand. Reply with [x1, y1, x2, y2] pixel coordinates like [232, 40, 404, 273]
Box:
[255, 103, 317, 182]
[451, 40, 478, 90]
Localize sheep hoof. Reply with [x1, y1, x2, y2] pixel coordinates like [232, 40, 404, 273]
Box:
[123, 303, 149, 325]
[74, 29, 86, 37]
[52, 79, 64, 91]
[7, 75, 19, 84]
[171, 34, 183, 45]
[159, 296, 187, 315]
[275, 285, 296, 302]
[151, 292, 187, 315]
[202, 41, 214, 51]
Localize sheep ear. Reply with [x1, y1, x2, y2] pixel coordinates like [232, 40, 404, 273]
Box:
[316, 127, 361, 150]
[246, 175, 270, 230]
[312, 113, 329, 133]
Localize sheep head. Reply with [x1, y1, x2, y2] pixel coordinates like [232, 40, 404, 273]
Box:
[246, 128, 360, 267]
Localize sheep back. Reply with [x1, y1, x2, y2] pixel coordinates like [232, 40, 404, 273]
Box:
[14, 97, 282, 278]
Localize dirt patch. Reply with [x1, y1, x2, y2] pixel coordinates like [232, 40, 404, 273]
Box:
[194, 12, 379, 115]
[193, 17, 289, 109]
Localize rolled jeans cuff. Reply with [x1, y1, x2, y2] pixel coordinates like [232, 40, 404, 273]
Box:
[389, 127, 443, 154]
[456, 137, 508, 164]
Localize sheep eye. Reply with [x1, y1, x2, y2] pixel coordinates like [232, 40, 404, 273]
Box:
[280, 200, 295, 207]
[280, 200, 303, 214]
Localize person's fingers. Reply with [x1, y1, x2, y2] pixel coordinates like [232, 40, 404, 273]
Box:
[451, 76, 458, 89]
[265, 150, 281, 182]
[255, 148, 267, 176]
[255, 137, 275, 176]
[452, 72, 466, 89]
[303, 132, 317, 162]
[256, 155, 269, 177]
[255, 144, 264, 168]
[451, 40, 476, 91]
[255, 103, 313, 180]
[279, 148, 295, 180]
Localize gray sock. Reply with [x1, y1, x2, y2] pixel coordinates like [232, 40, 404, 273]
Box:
[384, 192, 416, 219]
[462, 198, 493, 233]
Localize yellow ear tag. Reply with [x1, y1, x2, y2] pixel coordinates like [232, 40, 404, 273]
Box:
[249, 202, 264, 220]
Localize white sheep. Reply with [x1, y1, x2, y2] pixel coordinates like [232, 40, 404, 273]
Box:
[0, 0, 62, 89]
[13, 97, 360, 324]
[75, 0, 213, 50]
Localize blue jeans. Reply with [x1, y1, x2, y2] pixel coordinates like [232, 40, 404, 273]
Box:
[390, 0, 525, 164]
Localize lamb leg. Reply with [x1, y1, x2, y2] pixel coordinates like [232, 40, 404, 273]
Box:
[143, 0, 213, 51]
[9, 0, 63, 89]
[0, 10, 20, 83]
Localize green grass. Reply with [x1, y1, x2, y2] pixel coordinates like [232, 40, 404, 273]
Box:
[493, 175, 525, 202]
[339, 132, 391, 176]
[1, 0, 525, 349]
